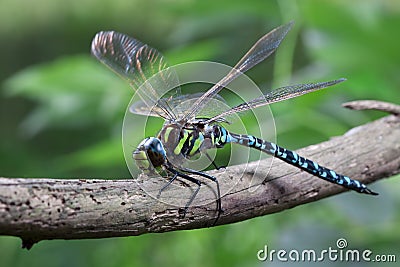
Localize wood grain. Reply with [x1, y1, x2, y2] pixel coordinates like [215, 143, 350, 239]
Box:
[0, 113, 399, 249]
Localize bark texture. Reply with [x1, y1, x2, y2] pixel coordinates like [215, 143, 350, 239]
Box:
[0, 103, 399, 249]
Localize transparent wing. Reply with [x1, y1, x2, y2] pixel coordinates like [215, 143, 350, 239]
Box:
[91, 31, 180, 120]
[130, 92, 228, 118]
[204, 79, 346, 124]
[180, 21, 294, 122]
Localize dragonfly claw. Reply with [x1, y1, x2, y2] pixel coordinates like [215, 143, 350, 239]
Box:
[178, 207, 188, 219]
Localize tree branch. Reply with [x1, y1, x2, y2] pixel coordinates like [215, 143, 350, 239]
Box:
[343, 100, 400, 115]
[1, 101, 399, 249]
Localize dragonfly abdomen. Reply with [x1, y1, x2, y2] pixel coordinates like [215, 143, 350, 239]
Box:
[226, 131, 377, 195]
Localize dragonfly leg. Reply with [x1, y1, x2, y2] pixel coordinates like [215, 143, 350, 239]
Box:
[205, 152, 226, 170]
[166, 167, 202, 219]
[157, 173, 178, 198]
[179, 167, 222, 225]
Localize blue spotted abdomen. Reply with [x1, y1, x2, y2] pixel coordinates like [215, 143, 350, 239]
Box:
[219, 129, 377, 195]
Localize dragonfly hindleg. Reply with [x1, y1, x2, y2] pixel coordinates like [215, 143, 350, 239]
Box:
[179, 167, 222, 225]
[166, 167, 202, 219]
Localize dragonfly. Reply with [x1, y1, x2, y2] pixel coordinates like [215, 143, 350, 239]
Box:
[91, 22, 378, 224]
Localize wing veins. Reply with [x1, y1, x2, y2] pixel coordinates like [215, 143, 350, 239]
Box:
[180, 21, 294, 121]
[204, 79, 346, 124]
[91, 31, 178, 120]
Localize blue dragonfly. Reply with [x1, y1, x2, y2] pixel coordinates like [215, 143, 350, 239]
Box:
[91, 22, 378, 223]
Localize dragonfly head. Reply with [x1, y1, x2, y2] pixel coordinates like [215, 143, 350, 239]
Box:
[133, 137, 166, 173]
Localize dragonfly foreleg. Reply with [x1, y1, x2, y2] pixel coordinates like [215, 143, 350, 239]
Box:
[157, 172, 179, 199]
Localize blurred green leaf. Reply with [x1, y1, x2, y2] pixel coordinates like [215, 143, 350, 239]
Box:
[4, 55, 131, 136]
[55, 138, 127, 177]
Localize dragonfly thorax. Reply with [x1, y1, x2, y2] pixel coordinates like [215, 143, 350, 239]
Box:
[159, 120, 229, 158]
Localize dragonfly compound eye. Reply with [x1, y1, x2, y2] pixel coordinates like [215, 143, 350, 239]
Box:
[133, 137, 167, 171]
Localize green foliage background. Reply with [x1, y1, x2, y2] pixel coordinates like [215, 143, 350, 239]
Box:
[0, 0, 399, 266]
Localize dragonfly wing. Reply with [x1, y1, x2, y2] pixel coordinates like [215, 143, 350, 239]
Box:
[129, 92, 228, 118]
[204, 79, 346, 124]
[129, 100, 168, 118]
[91, 31, 180, 120]
[180, 21, 294, 121]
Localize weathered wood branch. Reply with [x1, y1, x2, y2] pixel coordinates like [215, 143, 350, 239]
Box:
[0, 101, 399, 249]
[343, 100, 400, 115]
